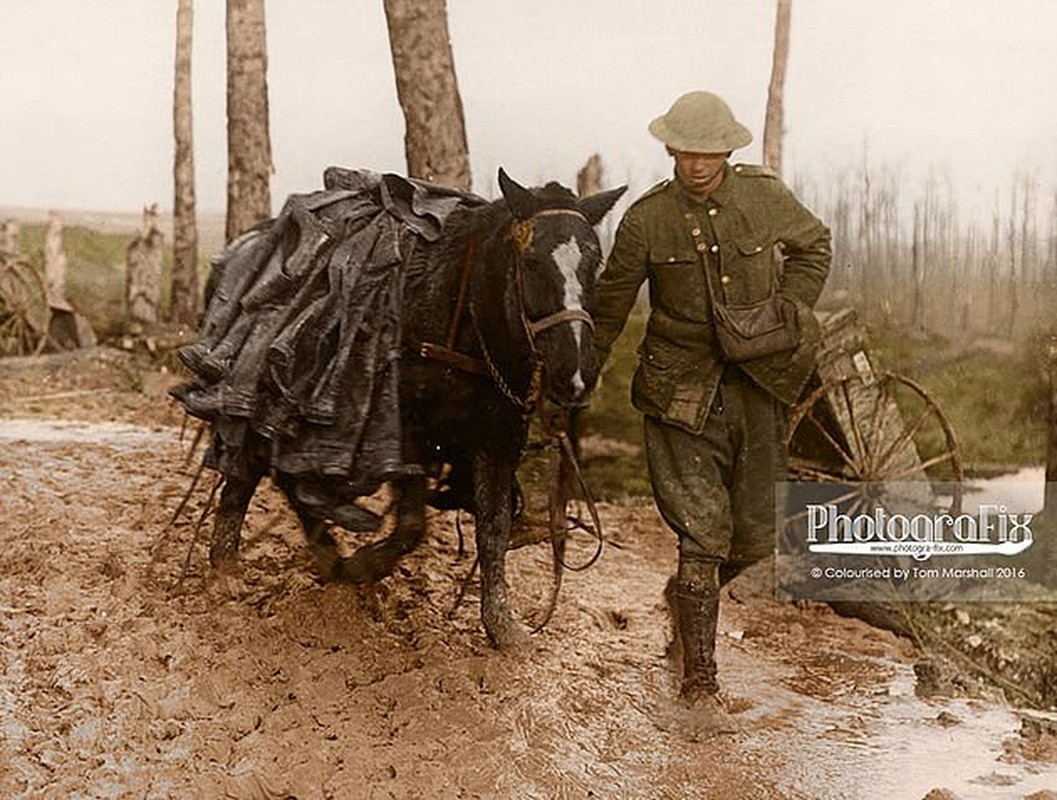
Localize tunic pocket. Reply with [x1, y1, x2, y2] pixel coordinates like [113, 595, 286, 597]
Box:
[632, 338, 710, 431]
[649, 250, 708, 322]
[729, 233, 778, 303]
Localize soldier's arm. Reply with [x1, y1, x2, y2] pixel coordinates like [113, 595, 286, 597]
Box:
[592, 207, 649, 369]
[774, 186, 832, 307]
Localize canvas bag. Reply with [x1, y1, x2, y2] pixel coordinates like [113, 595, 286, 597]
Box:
[678, 198, 799, 363]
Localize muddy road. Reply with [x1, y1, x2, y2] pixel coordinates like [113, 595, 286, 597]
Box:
[1, 349, 1054, 799]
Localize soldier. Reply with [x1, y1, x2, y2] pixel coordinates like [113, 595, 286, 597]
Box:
[593, 91, 831, 715]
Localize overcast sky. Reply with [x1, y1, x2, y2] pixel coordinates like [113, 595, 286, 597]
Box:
[1, 0, 1055, 223]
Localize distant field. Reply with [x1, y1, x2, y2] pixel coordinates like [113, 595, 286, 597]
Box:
[0, 206, 228, 257]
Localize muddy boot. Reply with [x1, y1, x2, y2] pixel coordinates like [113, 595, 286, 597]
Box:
[668, 561, 721, 702]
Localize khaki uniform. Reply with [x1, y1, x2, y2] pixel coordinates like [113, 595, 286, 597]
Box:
[595, 163, 831, 567]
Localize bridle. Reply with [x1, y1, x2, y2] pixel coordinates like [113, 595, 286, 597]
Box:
[507, 208, 596, 339]
[418, 206, 595, 414]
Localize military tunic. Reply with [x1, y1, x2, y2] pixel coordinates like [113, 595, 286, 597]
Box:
[594, 163, 831, 565]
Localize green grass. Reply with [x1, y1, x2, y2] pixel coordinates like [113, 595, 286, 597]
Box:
[18, 224, 212, 339]
[867, 326, 1047, 472]
[578, 310, 652, 500]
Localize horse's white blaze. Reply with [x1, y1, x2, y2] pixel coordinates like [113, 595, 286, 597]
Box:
[551, 236, 586, 396]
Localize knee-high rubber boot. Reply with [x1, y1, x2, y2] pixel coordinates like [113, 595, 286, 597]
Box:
[666, 557, 721, 703]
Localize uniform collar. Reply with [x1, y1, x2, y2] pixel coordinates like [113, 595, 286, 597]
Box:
[670, 162, 732, 207]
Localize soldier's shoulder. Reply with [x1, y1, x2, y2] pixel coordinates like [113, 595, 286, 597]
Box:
[626, 179, 675, 214]
[731, 163, 779, 180]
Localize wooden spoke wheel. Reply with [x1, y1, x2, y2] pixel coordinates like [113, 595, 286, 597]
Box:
[785, 370, 964, 513]
[0, 259, 51, 356]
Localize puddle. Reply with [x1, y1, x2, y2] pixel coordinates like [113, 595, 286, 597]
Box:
[962, 467, 1046, 514]
[0, 418, 181, 449]
[741, 659, 1057, 799]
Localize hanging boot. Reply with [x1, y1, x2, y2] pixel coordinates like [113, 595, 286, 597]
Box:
[666, 556, 722, 704]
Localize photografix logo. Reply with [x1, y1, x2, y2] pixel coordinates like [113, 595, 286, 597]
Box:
[805, 503, 1033, 561]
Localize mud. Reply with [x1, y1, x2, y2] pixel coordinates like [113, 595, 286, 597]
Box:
[1, 348, 1055, 799]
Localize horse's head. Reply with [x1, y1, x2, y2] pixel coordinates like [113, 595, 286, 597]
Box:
[495, 168, 625, 409]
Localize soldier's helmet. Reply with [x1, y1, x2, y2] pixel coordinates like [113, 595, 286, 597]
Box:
[648, 91, 753, 153]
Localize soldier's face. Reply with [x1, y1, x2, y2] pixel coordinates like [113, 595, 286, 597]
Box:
[670, 149, 730, 196]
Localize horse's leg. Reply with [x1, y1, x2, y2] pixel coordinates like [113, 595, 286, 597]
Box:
[473, 449, 526, 649]
[210, 469, 263, 566]
[272, 472, 343, 578]
[336, 475, 428, 583]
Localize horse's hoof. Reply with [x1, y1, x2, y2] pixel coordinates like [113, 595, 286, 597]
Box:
[486, 614, 530, 650]
[209, 543, 240, 569]
[309, 548, 343, 582]
[333, 542, 401, 584]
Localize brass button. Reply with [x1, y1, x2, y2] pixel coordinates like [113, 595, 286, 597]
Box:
[710, 244, 719, 253]
[696, 242, 707, 252]
[691, 227, 701, 237]
[720, 274, 731, 285]
[708, 208, 719, 217]
[683, 212, 695, 221]
[667, 256, 677, 262]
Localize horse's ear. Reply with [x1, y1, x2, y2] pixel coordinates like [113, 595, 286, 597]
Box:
[498, 168, 539, 220]
[578, 186, 627, 226]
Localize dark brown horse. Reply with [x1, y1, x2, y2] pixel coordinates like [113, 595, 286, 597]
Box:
[175, 168, 624, 647]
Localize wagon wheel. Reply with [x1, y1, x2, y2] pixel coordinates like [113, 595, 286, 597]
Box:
[0, 259, 51, 356]
[785, 370, 964, 514]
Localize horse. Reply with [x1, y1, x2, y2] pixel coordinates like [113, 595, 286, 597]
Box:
[174, 168, 625, 648]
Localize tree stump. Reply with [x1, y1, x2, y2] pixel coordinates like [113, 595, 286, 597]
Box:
[44, 212, 72, 312]
[126, 204, 164, 324]
[1, 220, 19, 263]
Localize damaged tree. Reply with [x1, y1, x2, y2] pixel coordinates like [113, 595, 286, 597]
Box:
[171, 0, 200, 325]
[762, 0, 792, 175]
[225, 0, 272, 242]
[383, 0, 471, 190]
[126, 205, 164, 325]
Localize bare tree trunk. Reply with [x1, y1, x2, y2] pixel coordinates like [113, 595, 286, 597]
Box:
[383, 0, 471, 190]
[44, 212, 72, 312]
[958, 223, 976, 336]
[171, 0, 199, 325]
[911, 204, 925, 332]
[987, 193, 1001, 335]
[857, 149, 873, 320]
[226, 0, 272, 242]
[576, 153, 603, 198]
[126, 205, 165, 324]
[762, 0, 792, 175]
[1007, 177, 1020, 338]
[1045, 338, 1057, 527]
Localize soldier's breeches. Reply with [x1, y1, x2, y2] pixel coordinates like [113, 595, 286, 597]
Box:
[644, 369, 785, 577]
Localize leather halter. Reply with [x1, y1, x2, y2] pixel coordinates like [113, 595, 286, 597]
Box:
[417, 206, 594, 412]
